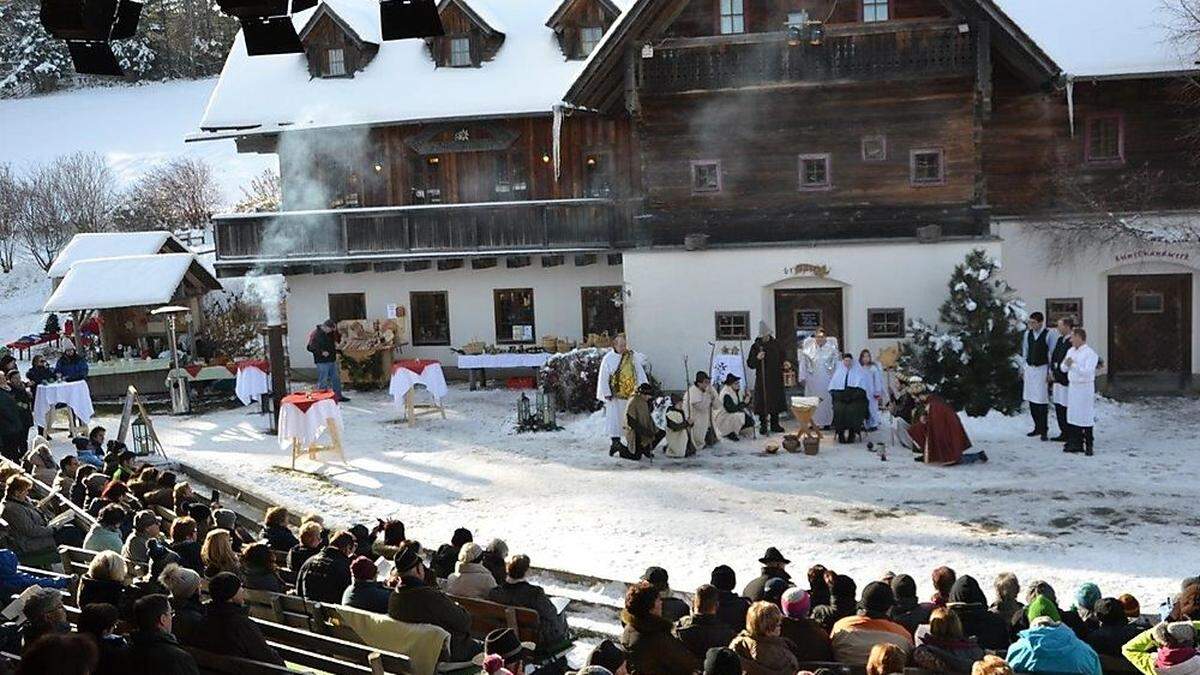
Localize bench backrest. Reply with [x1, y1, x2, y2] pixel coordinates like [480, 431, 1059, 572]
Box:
[312, 603, 439, 675]
[270, 590, 318, 630]
[58, 544, 147, 580]
[184, 645, 315, 675]
[448, 594, 540, 644]
[254, 615, 404, 674]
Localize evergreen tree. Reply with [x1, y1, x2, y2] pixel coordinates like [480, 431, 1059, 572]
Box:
[0, 0, 72, 94]
[901, 249, 1026, 417]
[43, 314, 60, 335]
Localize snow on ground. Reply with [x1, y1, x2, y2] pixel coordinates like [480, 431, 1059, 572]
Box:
[84, 385, 1200, 608]
[0, 78, 275, 204]
[0, 256, 55, 346]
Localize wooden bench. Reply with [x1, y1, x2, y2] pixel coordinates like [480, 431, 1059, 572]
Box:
[450, 594, 571, 659]
[313, 603, 470, 675]
[58, 544, 147, 580]
[253, 616, 405, 675]
[184, 645, 316, 675]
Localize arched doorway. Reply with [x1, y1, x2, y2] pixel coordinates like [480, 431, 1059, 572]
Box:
[773, 287, 845, 360]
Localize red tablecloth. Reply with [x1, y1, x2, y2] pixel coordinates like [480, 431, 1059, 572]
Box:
[237, 359, 270, 373]
[282, 390, 336, 413]
[392, 359, 440, 376]
[184, 364, 204, 378]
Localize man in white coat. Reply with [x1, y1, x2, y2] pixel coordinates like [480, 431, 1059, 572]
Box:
[1021, 312, 1056, 442]
[595, 335, 647, 456]
[797, 328, 839, 428]
[684, 371, 717, 450]
[1060, 327, 1099, 456]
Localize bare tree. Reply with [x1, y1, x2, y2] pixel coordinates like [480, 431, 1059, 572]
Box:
[0, 164, 18, 273]
[234, 168, 281, 213]
[116, 157, 221, 231]
[55, 152, 117, 233]
[16, 163, 75, 271]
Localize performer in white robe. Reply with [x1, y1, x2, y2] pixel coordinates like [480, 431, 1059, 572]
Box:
[857, 349, 886, 430]
[1060, 327, 1100, 456]
[663, 395, 691, 459]
[712, 374, 754, 439]
[797, 329, 839, 428]
[684, 371, 717, 450]
[595, 335, 647, 456]
[1020, 312, 1057, 441]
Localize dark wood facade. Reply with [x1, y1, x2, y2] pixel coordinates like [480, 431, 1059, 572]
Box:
[300, 8, 378, 78]
[428, 0, 505, 67]
[548, 0, 621, 60]
[665, 0, 948, 37]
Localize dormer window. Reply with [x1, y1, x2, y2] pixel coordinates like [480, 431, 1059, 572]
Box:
[325, 48, 346, 77]
[580, 26, 603, 56]
[449, 36, 472, 66]
[546, 0, 619, 60]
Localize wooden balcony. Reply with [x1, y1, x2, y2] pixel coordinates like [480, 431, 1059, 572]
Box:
[640, 20, 975, 94]
[213, 198, 631, 272]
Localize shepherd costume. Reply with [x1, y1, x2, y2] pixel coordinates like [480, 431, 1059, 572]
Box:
[747, 323, 787, 435]
[684, 378, 717, 450]
[1060, 341, 1099, 456]
[596, 345, 647, 455]
[907, 395, 986, 466]
[860, 361, 886, 430]
[1021, 324, 1056, 440]
[713, 376, 755, 440]
[624, 384, 663, 461]
[798, 335, 839, 428]
[828, 359, 869, 443]
[664, 400, 693, 458]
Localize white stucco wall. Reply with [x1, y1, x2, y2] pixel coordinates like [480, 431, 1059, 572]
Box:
[283, 256, 624, 369]
[621, 239, 1003, 390]
[995, 220, 1200, 375]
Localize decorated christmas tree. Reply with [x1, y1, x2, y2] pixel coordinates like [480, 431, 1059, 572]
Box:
[901, 249, 1026, 417]
[43, 314, 60, 335]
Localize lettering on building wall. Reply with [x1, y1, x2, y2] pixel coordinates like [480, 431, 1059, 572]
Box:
[1114, 250, 1191, 263]
[784, 263, 830, 278]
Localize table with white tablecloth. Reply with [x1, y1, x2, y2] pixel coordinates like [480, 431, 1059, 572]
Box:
[389, 360, 448, 425]
[456, 353, 551, 390]
[33, 380, 94, 438]
[277, 391, 345, 467]
[234, 360, 271, 406]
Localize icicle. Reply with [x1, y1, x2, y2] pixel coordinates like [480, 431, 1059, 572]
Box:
[552, 104, 564, 182]
[1066, 75, 1075, 138]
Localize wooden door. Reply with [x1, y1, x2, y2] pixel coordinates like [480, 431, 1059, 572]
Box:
[1107, 273, 1192, 377]
[774, 288, 844, 360]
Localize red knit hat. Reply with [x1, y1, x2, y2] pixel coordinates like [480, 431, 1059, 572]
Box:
[350, 556, 377, 581]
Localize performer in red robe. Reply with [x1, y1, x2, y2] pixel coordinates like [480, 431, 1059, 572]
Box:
[907, 394, 988, 466]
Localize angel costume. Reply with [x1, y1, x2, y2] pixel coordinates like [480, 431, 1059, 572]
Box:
[595, 347, 647, 450]
[797, 336, 840, 427]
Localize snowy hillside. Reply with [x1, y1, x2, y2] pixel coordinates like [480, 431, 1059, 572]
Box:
[0, 78, 275, 204]
[0, 256, 53, 346]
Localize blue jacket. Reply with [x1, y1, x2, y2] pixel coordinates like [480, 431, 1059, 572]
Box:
[0, 549, 69, 598]
[342, 580, 391, 614]
[54, 355, 88, 382]
[1006, 623, 1101, 675]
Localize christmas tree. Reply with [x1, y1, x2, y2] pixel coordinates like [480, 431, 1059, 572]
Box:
[901, 249, 1026, 417]
[43, 313, 60, 335]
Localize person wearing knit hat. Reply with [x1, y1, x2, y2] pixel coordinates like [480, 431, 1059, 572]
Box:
[947, 575, 1012, 651]
[781, 587, 811, 619]
[889, 574, 930, 635]
[446, 542, 497, 599]
[778, 587, 835, 662]
[212, 509, 244, 552]
[710, 565, 749, 631]
[641, 567, 689, 623]
[829, 582, 911, 666]
[54, 339, 89, 384]
[121, 510, 161, 564]
[1075, 582, 1103, 623]
[1084, 597, 1144, 658]
[763, 577, 791, 606]
[703, 647, 742, 675]
[1123, 621, 1200, 675]
[811, 574, 857, 632]
[193, 571, 285, 665]
[20, 586, 69, 646]
[1007, 595, 1100, 675]
[472, 627, 535, 673]
[343, 556, 391, 614]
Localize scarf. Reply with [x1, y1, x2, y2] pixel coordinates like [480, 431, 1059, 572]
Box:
[1158, 647, 1198, 668]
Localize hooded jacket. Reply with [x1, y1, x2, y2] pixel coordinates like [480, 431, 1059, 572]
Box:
[1006, 622, 1101, 675]
[620, 610, 699, 675]
[1122, 622, 1200, 675]
[0, 549, 69, 597]
[948, 575, 1013, 651]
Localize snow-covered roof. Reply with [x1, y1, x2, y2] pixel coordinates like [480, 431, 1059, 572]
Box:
[993, 0, 1196, 78]
[46, 231, 185, 279]
[198, 0, 632, 135]
[43, 254, 216, 312]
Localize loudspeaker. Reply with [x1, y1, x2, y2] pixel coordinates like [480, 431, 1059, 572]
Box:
[241, 15, 303, 55]
[110, 0, 142, 40]
[66, 40, 123, 75]
[380, 0, 444, 41]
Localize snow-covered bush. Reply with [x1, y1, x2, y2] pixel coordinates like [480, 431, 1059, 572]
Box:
[539, 348, 606, 414]
[900, 249, 1026, 417]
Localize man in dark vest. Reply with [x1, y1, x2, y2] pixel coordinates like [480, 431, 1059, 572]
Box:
[1020, 312, 1055, 441]
[1048, 316, 1074, 444]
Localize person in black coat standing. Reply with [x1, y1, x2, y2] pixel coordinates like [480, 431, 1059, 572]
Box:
[126, 594, 200, 675]
[743, 547, 792, 602]
[1048, 316, 1074, 444]
[747, 323, 788, 435]
[296, 530, 355, 604]
[306, 319, 348, 402]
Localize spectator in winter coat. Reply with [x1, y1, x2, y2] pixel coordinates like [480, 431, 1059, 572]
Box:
[1122, 620, 1200, 675]
[25, 356, 55, 390]
[912, 607, 985, 673]
[992, 573, 1025, 625]
[779, 587, 834, 662]
[710, 565, 750, 632]
[488, 554, 570, 651]
[1084, 597, 1144, 658]
[297, 530, 355, 604]
[124, 540, 181, 611]
[0, 384, 26, 464]
[730, 601, 800, 675]
[947, 575, 1013, 651]
[481, 538, 509, 585]
[78, 602, 130, 675]
[831, 581, 913, 666]
[288, 520, 325, 572]
[812, 574, 858, 633]
[388, 546, 481, 661]
[806, 564, 832, 608]
[642, 566, 690, 624]
[342, 556, 391, 613]
[84, 504, 127, 554]
[73, 429, 105, 469]
[929, 566, 957, 608]
[890, 574, 931, 635]
[78, 551, 127, 610]
[0, 549, 70, 598]
[22, 438, 56, 485]
[211, 509, 245, 553]
[673, 585, 737, 660]
[20, 587, 72, 652]
[167, 517, 204, 574]
[431, 527, 473, 579]
[70, 465, 96, 506]
[200, 529, 241, 579]
[122, 510, 162, 564]
[261, 506, 299, 552]
[1075, 583, 1103, 628]
[1012, 581, 1089, 639]
[743, 547, 792, 602]
[1006, 596, 1100, 675]
[158, 564, 205, 646]
[54, 342, 89, 382]
[54, 455, 80, 502]
[620, 580, 699, 675]
[141, 472, 177, 509]
[194, 573, 284, 665]
[0, 475, 58, 564]
[446, 542, 498, 599]
[126, 594, 200, 675]
[307, 320, 347, 402]
[126, 467, 159, 502]
[370, 519, 407, 560]
[241, 543, 286, 593]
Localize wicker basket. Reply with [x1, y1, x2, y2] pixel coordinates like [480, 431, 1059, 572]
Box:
[462, 341, 486, 355]
[802, 436, 820, 455]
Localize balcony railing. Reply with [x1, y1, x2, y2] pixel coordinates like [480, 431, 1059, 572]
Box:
[213, 198, 629, 263]
[640, 20, 975, 94]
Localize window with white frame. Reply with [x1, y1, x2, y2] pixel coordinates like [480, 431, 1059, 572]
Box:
[798, 153, 831, 190]
[325, 48, 346, 77]
[580, 26, 604, 56]
[719, 0, 744, 34]
[691, 160, 722, 193]
[910, 148, 945, 185]
[449, 37, 471, 67]
[863, 0, 889, 22]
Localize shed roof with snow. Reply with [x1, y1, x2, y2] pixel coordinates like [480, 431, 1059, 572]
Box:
[43, 253, 222, 313]
[197, 0, 632, 136]
[47, 232, 189, 279]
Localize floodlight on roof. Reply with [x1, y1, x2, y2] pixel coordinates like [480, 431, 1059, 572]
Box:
[65, 40, 124, 75]
[380, 0, 444, 41]
[41, 0, 143, 76]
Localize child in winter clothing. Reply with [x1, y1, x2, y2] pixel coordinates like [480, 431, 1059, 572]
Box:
[1006, 596, 1101, 675]
[1123, 621, 1200, 675]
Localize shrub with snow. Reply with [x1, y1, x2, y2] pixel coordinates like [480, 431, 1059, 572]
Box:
[901, 249, 1026, 417]
[539, 348, 606, 414]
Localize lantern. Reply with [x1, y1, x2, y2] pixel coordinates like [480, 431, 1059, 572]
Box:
[130, 417, 151, 456]
[517, 393, 531, 426]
